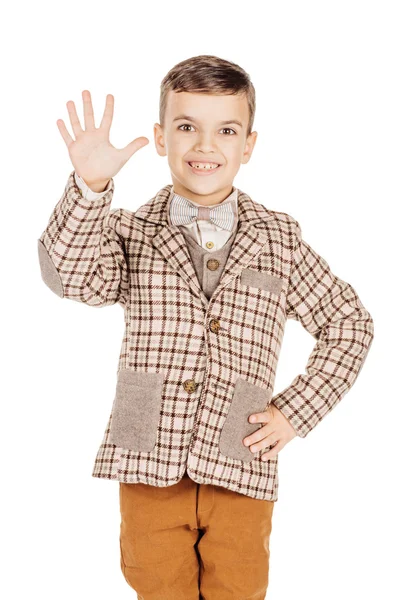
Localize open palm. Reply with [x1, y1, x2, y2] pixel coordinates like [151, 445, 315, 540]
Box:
[56, 90, 149, 187]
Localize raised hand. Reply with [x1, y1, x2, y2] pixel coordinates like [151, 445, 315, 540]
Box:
[56, 90, 149, 190]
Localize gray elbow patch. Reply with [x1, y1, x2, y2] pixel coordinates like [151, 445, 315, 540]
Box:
[37, 239, 64, 298]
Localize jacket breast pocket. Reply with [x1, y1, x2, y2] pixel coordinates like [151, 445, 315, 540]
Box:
[109, 369, 164, 453]
[241, 268, 284, 295]
[219, 377, 273, 462]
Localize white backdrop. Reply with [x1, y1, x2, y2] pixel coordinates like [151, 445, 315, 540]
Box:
[1, 1, 398, 598]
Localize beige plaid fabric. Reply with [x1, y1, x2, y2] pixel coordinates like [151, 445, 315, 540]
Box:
[37, 170, 374, 501]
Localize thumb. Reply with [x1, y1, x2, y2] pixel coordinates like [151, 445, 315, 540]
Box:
[120, 136, 150, 163]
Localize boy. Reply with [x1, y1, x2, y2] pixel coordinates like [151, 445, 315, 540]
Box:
[37, 55, 374, 599]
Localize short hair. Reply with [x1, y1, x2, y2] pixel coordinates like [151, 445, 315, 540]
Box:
[159, 55, 256, 137]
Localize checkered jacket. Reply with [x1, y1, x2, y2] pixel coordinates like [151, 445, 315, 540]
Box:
[37, 170, 374, 501]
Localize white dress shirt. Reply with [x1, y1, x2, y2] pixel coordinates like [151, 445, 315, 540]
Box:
[74, 172, 238, 252]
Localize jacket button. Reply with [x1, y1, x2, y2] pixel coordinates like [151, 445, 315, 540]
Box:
[183, 379, 197, 393]
[209, 318, 220, 333]
[207, 258, 220, 271]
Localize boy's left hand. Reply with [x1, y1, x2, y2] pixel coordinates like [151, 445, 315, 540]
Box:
[243, 403, 298, 460]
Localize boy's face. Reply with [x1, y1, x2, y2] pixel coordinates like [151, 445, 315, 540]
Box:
[154, 91, 257, 205]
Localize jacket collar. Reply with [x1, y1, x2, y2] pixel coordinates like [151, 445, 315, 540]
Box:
[134, 184, 277, 310]
[134, 184, 275, 226]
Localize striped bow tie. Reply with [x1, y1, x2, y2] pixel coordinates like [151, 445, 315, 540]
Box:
[169, 194, 237, 231]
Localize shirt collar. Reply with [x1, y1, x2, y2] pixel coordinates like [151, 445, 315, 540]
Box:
[133, 183, 276, 228]
[166, 186, 238, 227]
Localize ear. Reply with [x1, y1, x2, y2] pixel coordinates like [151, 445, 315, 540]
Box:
[153, 122, 167, 157]
[242, 131, 258, 164]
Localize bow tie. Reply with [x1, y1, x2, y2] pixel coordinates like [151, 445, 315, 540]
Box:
[169, 194, 237, 231]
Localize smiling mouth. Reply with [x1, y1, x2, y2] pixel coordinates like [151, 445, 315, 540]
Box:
[187, 161, 222, 171]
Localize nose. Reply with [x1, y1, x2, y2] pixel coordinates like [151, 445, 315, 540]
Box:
[193, 132, 218, 153]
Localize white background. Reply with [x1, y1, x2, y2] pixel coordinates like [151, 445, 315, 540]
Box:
[1, 0, 398, 598]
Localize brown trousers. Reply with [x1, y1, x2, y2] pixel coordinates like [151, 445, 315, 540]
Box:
[119, 470, 275, 599]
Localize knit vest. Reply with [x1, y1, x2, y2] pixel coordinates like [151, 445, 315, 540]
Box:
[178, 225, 239, 301]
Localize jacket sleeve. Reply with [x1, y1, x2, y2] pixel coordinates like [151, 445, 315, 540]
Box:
[271, 219, 374, 438]
[37, 170, 129, 308]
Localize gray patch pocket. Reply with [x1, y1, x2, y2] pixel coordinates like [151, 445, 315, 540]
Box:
[241, 268, 283, 295]
[109, 369, 164, 453]
[219, 377, 273, 462]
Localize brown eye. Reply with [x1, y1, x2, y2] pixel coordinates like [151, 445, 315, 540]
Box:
[178, 124, 194, 132]
[221, 128, 236, 135]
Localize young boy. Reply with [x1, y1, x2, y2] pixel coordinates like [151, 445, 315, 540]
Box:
[37, 55, 374, 599]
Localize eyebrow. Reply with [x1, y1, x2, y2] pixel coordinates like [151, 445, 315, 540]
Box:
[172, 114, 243, 128]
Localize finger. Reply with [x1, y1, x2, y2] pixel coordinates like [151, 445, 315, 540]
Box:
[246, 428, 278, 452]
[82, 89, 96, 130]
[249, 407, 272, 424]
[243, 423, 275, 448]
[99, 93, 114, 131]
[66, 100, 84, 137]
[260, 439, 285, 461]
[56, 119, 74, 148]
[119, 137, 150, 164]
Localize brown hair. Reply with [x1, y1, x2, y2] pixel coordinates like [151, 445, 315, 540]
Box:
[159, 55, 256, 137]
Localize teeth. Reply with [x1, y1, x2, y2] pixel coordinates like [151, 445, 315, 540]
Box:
[189, 162, 219, 170]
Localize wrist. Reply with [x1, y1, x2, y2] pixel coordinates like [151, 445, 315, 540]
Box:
[82, 178, 111, 193]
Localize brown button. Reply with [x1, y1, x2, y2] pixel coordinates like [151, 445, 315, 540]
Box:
[209, 318, 220, 333]
[183, 379, 197, 393]
[207, 258, 220, 271]
[206, 241, 214, 249]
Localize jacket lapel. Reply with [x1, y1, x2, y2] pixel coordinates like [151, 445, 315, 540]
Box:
[152, 224, 209, 306]
[135, 184, 276, 308]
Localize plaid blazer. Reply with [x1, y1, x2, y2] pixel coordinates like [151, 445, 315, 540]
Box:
[37, 170, 374, 501]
